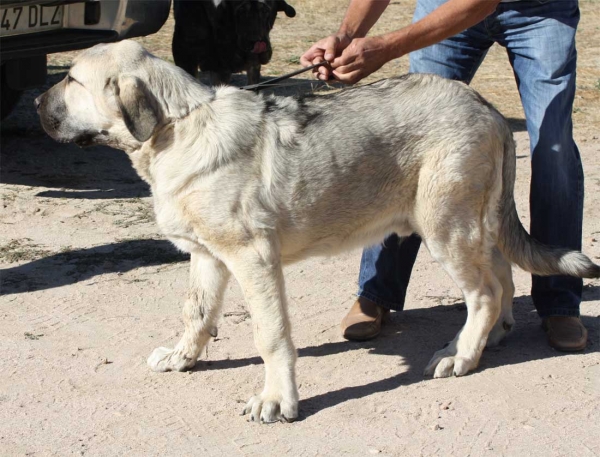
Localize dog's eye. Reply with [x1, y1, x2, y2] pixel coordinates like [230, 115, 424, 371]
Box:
[67, 74, 80, 85]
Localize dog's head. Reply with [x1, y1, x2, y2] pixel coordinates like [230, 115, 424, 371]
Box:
[230, 0, 295, 64]
[36, 40, 213, 150]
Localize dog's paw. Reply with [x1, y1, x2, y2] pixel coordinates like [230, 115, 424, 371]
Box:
[424, 349, 477, 378]
[147, 346, 197, 372]
[241, 393, 298, 424]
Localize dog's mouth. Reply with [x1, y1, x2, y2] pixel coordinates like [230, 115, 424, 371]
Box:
[246, 39, 272, 64]
[73, 130, 108, 148]
[39, 118, 102, 148]
[251, 40, 268, 54]
[240, 37, 271, 55]
[74, 135, 95, 148]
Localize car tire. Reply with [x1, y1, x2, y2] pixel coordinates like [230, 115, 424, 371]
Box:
[1, 64, 23, 120]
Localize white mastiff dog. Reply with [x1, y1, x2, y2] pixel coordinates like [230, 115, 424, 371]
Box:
[36, 40, 599, 423]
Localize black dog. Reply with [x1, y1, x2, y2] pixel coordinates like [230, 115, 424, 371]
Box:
[172, 0, 296, 85]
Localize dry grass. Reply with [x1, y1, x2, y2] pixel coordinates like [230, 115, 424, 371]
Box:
[74, 199, 155, 228]
[0, 239, 51, 263]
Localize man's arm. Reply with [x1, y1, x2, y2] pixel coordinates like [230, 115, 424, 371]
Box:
[302, 0, 502, 84]
[337, 0, 392, 42]
[378, 0, 501, 60]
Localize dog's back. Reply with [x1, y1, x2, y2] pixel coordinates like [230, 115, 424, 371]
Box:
[224, 74, 512, 258]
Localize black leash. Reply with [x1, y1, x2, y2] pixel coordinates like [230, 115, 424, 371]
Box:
[239, 60, 332, 92]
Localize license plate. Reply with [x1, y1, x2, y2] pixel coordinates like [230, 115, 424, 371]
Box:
[0, 4, 63, 37]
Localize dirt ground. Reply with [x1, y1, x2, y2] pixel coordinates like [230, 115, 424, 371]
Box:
[1, 1, 599, 456]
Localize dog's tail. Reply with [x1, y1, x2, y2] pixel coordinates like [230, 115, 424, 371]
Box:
[496, 125, 600, 279]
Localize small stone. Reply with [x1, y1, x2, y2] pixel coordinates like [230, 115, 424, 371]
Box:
[368, 449, 381, 455]
[432, 424, 443, 431]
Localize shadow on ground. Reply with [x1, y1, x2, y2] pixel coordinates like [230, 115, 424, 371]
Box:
[0, 239, 189, 295]
[200, 291, 598, 420]
[2, 234, 598, 419]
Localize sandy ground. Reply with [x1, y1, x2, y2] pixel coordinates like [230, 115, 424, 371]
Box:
[1, 1, 599, 456]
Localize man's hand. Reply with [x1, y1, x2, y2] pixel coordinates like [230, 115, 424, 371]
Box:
[330, 36, 393, 84]
[300, 33, 352, 80]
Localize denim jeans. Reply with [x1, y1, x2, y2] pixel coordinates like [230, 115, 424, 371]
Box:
[357, 0, 583, 318]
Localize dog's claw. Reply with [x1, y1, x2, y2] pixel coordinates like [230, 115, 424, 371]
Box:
[243, 393, 298, 424]
[280, 413, 295, 423]
[425, 353, 477, 378]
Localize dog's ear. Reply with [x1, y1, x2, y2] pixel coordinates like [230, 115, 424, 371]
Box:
[109, 75, 159, 142]
[275, 0, 296, 18]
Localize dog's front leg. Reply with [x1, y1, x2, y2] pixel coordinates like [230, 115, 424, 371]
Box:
[246, 64, 261, 86]
[148, 249, 230, 372]
[227, 239, 298, 423]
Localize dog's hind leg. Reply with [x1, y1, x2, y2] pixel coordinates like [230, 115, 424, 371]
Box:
[487, 248, 516, 347]
[226, 238, 298, 423]
[148, 249, 230, 372]
[423, 238, 503, 378]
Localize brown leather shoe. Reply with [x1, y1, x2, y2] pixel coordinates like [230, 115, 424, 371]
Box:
[341, 297, 390, 341]
[542, 316, 588, 352]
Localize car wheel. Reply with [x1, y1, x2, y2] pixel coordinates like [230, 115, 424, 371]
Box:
[1, 64, 23, 120]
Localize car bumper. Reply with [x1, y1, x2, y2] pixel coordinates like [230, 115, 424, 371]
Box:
[0, 0, 171, 62]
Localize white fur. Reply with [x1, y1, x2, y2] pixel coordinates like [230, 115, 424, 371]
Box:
[37, 40, 599, 423]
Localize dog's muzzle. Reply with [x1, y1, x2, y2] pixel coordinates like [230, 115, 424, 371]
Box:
[35, 91, 65, 141]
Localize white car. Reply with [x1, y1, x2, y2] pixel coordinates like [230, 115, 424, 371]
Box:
[0, 0, 171, 119]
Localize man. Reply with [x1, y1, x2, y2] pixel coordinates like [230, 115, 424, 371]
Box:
[301, 0, 587, 351]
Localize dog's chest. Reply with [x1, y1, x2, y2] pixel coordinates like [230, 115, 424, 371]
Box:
[153, 194, 205, 254]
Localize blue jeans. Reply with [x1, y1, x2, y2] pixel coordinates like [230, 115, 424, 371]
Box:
[357, 0, 583, 318]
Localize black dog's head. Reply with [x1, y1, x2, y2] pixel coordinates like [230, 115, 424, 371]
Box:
[231, 0, 295, 64]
